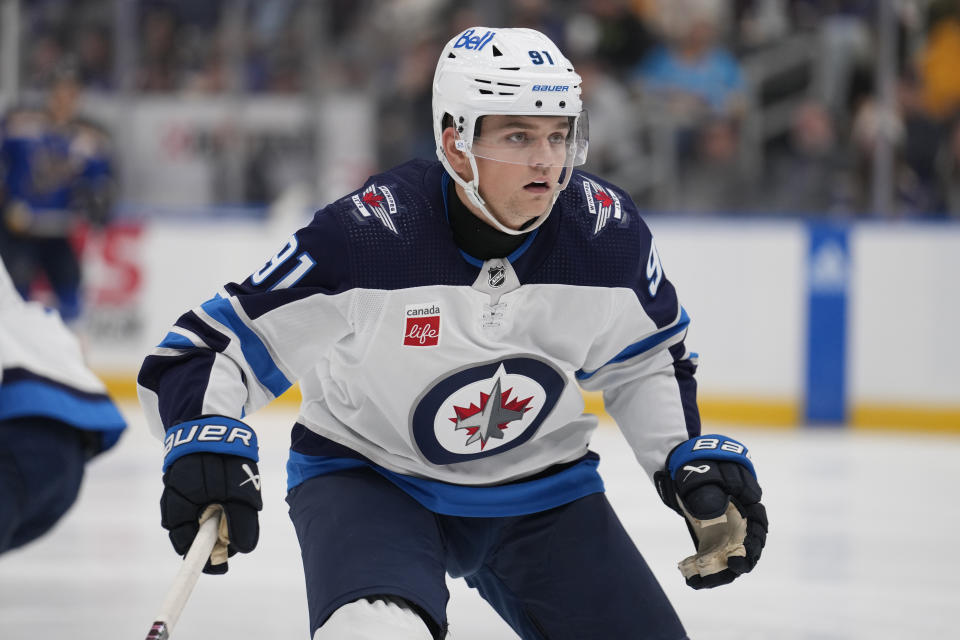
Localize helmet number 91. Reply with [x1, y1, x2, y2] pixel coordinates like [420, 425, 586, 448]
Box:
[528, 50, 554, 65]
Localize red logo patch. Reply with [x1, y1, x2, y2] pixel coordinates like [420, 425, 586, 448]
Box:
[362, 191, 385, 207]
[404, 303, 441, 346]
[594, 191, 613, 208]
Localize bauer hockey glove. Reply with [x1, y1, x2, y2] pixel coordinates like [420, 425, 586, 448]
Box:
[160, 416, 263, 574]
[653, 434, 768, 589]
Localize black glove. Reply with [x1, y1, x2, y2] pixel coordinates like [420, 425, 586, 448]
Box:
[160, 417, 263, 574]
[654, 434, 768, 589]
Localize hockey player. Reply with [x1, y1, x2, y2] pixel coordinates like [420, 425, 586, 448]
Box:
[0, 69, 114, 323]
[138, 27, 767, 639]
[0, 257, 126, 553]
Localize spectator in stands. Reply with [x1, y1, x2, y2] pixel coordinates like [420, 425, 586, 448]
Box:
[764, 100, 855, 215]
[633, 0, 747, 126]
[507, 0, 568, 51]
[729, 0, 792, 54]
[375, 34, 440, 168]
[23, 31, 66, 92]
[675, 116, 755, 214]
[630, 0, 749, 212]
[77, 26, 114, 91]
[811, 1, 874, 121]
[566, 0, 658, 80]
[938, 117, 960, 216]
[0, 69, 114, 322]
[137, 4, 180, 92]
[918, 0, 960, 123]
[631, 0, 747, 178]
[576, 58, 642, 189]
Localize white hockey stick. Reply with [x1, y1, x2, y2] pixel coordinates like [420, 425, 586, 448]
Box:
[145, 505, 223, 640]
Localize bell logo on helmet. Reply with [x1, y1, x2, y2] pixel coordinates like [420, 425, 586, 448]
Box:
[453, 29, 495, 51]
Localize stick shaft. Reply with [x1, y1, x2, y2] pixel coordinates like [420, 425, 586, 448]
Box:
[145, 509, 222, 639]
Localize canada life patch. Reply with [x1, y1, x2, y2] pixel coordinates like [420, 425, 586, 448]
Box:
[404, 302, 441, 347]
[350, 183, 399, 234]
[582, 178, 623, 235]
[411, 357, 566, 464]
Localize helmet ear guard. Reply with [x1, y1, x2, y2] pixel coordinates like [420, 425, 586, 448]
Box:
[433, 27, 589, 235]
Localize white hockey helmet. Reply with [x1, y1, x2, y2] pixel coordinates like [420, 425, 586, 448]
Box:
[433, 27, 588, 235]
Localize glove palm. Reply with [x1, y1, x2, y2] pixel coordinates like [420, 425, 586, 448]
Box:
[655, 436, 768, 589]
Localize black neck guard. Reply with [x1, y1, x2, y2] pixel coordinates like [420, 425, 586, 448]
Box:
[447, 187, 533, 260]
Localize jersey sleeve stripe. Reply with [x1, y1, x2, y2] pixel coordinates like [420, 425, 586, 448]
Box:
[669, 341, 701, 439]
[575, 307, 690, 381]
[0, 379, 126, 433]
[199, 295, 292, 397]
[174, 310, 231, 352]
[157, 331, 195, 349]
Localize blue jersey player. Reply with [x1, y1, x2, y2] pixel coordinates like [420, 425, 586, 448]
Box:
[0, 72, 114, 322]
[138, 27, 768, 639]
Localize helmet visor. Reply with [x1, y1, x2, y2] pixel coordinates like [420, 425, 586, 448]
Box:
[466, 112, 589, 168]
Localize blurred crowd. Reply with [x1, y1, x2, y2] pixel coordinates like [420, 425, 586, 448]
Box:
[10, 0, 960, 218]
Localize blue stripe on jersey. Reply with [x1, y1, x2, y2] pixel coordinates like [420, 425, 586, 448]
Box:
[0, 380, 126, 434]
[200, 295, 291, 397]
[575, 307, 690, 381]
[158, 331, 194, 349]
[286, 451, 605, 517]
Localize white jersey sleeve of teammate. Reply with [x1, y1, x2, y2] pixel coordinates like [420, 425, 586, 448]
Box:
[0, 257, 109, 396]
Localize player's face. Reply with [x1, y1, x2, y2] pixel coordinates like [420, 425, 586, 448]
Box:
[473, 115, 570, 230]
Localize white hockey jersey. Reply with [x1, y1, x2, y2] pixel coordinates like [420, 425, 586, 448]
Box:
[138, 160, 700, 516]
[0, 259, 125, 452]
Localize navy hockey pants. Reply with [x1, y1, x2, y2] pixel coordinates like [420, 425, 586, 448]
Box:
[287, 466, 688, 640]
[0, 417, 86, 553]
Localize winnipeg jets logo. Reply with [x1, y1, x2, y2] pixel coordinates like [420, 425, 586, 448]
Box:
[452, 375, 533, 449]
[487, 264, 506, 288]
[582, 178, 623, 235]
[411, 357, 566, 464]
[350, 183, 399, 234]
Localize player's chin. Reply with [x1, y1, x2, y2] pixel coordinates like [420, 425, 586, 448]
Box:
[519, 186, 557, 208]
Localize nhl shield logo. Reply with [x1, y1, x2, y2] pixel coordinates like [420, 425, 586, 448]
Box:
[410, 356, 566, 464]
[487, 264, 506, 288]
